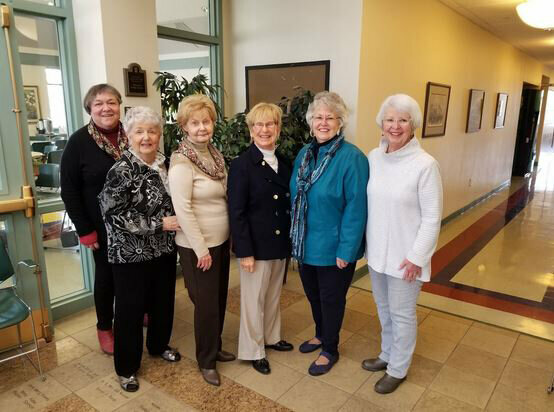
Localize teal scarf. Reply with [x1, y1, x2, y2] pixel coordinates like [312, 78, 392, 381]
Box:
[290, 134, 344, 262]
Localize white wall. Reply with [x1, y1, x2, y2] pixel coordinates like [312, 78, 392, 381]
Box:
[223, 0, 363, 141]
[21, 65, 49, 137]
[73, 0, 161, 122]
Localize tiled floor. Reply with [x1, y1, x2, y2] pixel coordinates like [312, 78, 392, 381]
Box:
[1, 266, 553, 411]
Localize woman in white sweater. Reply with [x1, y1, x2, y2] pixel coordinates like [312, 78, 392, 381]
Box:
[362, 94, 443, 394]
[168, 94, 235, 387]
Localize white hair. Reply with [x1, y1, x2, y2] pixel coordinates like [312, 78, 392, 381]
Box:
[124, 106, 164, 134]
[375, 94, 422, 130]
[306, 91, 348, 132]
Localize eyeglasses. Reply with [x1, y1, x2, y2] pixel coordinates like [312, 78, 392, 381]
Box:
[253, 121, 277, 129]
[313, 116, 339, 123]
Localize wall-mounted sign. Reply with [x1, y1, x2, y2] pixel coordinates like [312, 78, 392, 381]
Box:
[123, 63, 147, 97]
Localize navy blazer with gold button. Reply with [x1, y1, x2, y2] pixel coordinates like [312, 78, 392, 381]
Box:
[227, 144, 292, 260]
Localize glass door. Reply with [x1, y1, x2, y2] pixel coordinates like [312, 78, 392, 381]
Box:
[0, 2, 52, 348]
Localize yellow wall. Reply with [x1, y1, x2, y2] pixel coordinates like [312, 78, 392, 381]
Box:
[357, 0, 552, 217]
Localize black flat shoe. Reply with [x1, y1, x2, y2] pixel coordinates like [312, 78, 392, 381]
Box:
[216, 350, 236, 362]
[252, 358, 271, 375]
[374, 373, 406, 394]
[361, 358, 388, 372]
[265, 340, 294, 352]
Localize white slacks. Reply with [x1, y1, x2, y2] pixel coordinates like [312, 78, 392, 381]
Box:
[370, 266, 422, 379]
[238, 258, 286, 360]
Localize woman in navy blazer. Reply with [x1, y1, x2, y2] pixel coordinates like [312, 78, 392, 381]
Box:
[228, 103, 294, 375]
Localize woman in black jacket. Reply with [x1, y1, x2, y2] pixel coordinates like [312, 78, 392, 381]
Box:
[98, 106, 181, 392]
[60, 84, 127, 355]
[227, 102, 294, 375]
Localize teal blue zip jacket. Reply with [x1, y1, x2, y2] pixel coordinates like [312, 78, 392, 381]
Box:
[290, 138, 369, 266]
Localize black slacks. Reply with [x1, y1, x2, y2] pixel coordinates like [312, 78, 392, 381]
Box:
[299, 262, 355, 356]
[178, 240, 230, 369]
[112, 252, 177, 377]
[92, 248, 115, 331]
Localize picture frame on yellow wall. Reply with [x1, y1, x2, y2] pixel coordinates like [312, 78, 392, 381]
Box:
[422, 82, 451, 138]
[466, 89, 485, 133]
[494, 93, 508, 129]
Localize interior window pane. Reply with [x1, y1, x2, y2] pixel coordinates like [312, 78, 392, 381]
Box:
[156, 0, 210, 35]
[158, 38, 211, 83]
[24, 0, 57, 6]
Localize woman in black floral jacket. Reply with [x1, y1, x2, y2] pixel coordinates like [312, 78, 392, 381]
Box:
[99, 106, 181, 392]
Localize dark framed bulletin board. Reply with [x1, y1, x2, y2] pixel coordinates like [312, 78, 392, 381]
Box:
[245, 60, 330, 110]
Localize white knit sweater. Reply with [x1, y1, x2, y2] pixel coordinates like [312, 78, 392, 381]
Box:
[365, 137, 443, 282]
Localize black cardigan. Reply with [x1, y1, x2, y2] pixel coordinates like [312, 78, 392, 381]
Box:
[60, 125, 117, 246]
[227, 144, 292, 260]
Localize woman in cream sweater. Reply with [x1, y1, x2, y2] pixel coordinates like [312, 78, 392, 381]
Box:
[168, 94, 235, 387]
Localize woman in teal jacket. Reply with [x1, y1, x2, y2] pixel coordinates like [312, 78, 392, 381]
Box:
[290, 91, 368, 376]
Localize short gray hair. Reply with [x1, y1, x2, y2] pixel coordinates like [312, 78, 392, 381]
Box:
[123, 106, 164, 135]
[306, 91, 348, 132]
[376, 94, 422, 130]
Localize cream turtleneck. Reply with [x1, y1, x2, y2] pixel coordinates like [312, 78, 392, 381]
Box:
[256, 144, 278, 173]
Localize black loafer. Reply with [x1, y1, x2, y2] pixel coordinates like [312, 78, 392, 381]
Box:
[252, 358, 271, 375]
[299, 339, 322, 353]
[216, 350, 236, 362]
[265, 340, 294, 352]
[374, 373, 406, 394]
[361, 358, 388, 372]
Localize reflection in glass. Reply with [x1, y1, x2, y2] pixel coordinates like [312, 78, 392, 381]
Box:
[156, 0, 210, 35]
[41, 211, 84, 300]
[158, 38, 211, 83]
[24, 0, 57, 6]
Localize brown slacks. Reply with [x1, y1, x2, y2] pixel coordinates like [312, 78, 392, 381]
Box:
[178, 240, 230, 369]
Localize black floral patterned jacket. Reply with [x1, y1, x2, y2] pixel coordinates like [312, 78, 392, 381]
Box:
[98, 150, 175, 264]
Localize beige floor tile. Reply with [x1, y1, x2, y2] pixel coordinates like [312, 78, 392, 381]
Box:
[345, 292, 378, 316]
[419, 314, 470, 343]
[170, 317, 194, 341]
[486, 382, 554, 412]
[406, 354, 443, 388]
[281, 308, 316, 336]
[346, 287, 360, 299]
[429, 365, 495, 409]
[174, 291, 193, 313]
[283, 297, 312, 315]
[235, 359, 304, 400]
[510, 335, 554, 371]
[41, 393, 97, 411]
[76, 374, 152, 412]
[416, 308, 430, 324]
[175, 275, 185, 292]
[428, 310, 474, 326]
[339, 333, 381, 364]
[416, 306, 432, 314]
[498, 359, 553, 395]
[41, 337, 93, 371]
[0, 375, 70, 411]
[115, 387, 195, 411]
[0, 354, 41, 394]
[338, 396, 386, 411]
[170, 332, 196, 362]
[71, 325, 102, 353]
[218, 359, 251, 380]
[266, 337, 312, 374]
[414, 331, 457, 363]
[460, 324, 517, 358]
[341, 308, 373, 334]
[48, 351, 113, 391]
[221, 312, 241, 340]
[54, 328, 68, 340]
[355, 315, 382, 341]
[55, 308, 98, 335]
[278, 375, 350, 412]
[314, 355, 372, 394]
[471, 321, 519, 338]
[446, 344, 507, 381]
[355, 372, 425, 411]
[174, 305, 194, 323]
[413, 389, 481, 411]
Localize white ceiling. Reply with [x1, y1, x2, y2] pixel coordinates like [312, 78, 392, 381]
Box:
[440, 0, 554, 69]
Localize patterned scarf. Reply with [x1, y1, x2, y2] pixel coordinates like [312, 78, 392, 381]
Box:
[176, 138, 226, 180]
[87, 119, 128, 160]
[290, 134, 344, 262]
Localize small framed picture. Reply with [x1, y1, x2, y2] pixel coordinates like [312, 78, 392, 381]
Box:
[494, 93, 508, 129]
[422, 82, 451, 138]
[24, 85, 41, 123]
[466, 89, 485, 133]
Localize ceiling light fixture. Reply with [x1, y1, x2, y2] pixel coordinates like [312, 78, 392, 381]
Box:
[516, 0, 554, 30]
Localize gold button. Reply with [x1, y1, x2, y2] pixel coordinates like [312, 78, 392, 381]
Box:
[273, 194, 278, 200]
[262, 161, 266, 166]
[275, 230, 281, 235]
